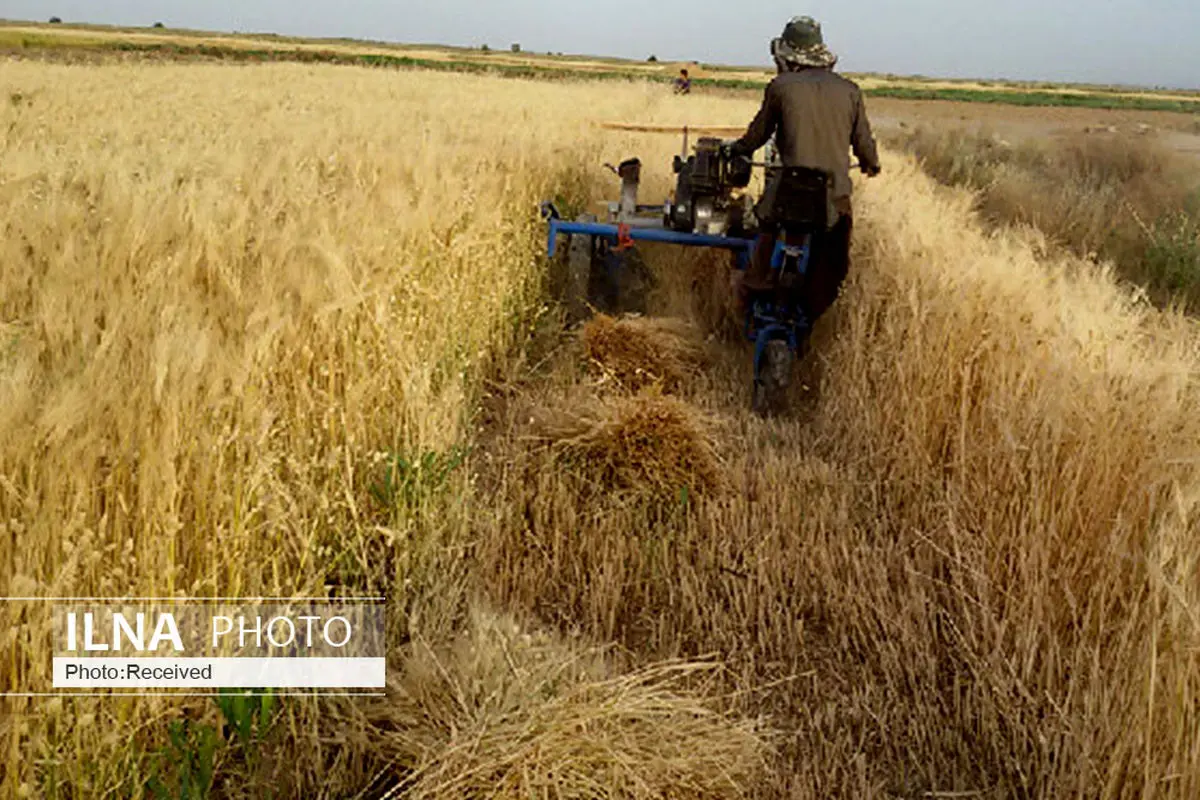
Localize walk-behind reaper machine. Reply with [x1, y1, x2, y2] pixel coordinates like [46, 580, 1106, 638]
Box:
[540, 126, 841, 414]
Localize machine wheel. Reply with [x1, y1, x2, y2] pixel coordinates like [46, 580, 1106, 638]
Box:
[752, 339, 793, 416]
[565, 212, 597, 324]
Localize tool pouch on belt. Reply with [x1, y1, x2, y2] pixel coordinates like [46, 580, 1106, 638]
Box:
[755, 166, 837, 231]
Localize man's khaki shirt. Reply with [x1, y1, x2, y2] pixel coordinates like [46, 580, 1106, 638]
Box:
[731, 67, 880, 216]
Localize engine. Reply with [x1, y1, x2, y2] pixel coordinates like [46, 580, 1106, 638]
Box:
[666, 137, 753, 236]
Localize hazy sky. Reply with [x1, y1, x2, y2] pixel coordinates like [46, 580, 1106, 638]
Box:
[3, 1, 1198, 89]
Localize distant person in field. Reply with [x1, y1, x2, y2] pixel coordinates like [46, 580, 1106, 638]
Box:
[673, 68, 691, 95]
[725, 16, 881, 335]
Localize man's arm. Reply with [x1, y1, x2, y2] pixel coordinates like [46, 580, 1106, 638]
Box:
[850, 87, 881, 175]
[729, 83, 779, 157]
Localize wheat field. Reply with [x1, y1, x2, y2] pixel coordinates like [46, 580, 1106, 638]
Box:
[2, 60, 1199, 798]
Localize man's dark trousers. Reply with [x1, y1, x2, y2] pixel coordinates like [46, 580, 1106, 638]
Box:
[743, 213, 853, 328]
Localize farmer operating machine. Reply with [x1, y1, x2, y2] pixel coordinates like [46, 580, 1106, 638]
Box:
[540, 124, 843, 412]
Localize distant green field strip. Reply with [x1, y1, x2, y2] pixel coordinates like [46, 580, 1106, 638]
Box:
[8, 37, 1200, 114]
[97, 41, 654, 81]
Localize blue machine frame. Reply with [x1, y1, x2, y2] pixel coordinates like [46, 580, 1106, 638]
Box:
[544, 214, 813, 392]
[545, 218, 757, 271]
[747, 236, 813, 384]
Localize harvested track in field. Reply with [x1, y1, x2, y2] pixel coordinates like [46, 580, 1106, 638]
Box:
[472, 158, 1200, 797]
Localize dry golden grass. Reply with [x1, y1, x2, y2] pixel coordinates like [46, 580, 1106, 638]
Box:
[531, 389, 726, 499]
[581, 313, 707, 391]
[0, 61, 764, 797]
[372, 609, 769, 799]
[3, 56, 1200, 800]
[887, 125, 1200, 308]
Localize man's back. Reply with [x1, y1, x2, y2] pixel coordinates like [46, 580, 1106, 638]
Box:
[734, 67, 879, 214]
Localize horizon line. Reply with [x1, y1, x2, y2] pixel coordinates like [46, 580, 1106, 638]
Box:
[2, 17, 1197, 94]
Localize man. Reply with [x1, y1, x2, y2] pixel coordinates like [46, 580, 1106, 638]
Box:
[673, 68, 691, 95]
[726, 16, 881, 340]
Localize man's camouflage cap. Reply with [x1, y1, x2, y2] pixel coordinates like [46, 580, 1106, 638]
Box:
[771, 16, 837, 69]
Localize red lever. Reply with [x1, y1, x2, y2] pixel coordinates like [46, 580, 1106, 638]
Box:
[615, 223, 635, 251]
